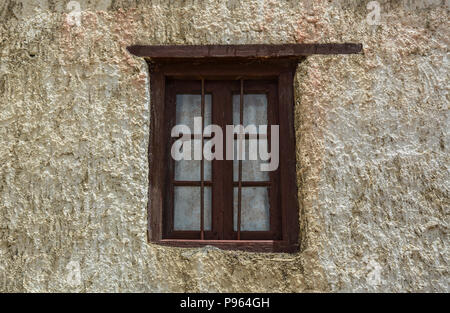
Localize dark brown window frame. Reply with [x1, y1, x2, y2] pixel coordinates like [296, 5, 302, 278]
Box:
[127, 44, 363, 253]
[165, 79, 281, 242]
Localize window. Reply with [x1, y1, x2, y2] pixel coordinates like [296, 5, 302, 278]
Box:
[127, 44, 362, 252]
[168, 79, 280, 240]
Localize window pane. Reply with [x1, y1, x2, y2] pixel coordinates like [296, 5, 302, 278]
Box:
[232, 94, 267, 128]
[233, 139, 270, 181]
[176, 94, 211, 130]
[233, 187, 270, 231]
[175, 159, 200, 181]
[174, 186, 211, 231]
[175, 94, 212, 182]
[174, 138, 211, 181]
[204, 146, 212, 182]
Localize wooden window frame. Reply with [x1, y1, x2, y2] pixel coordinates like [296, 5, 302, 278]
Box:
[148, 59, 299, 253]
[127, 44, 363, 253]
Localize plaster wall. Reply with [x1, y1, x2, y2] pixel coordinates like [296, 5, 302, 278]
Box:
[0, 0, 448, 292]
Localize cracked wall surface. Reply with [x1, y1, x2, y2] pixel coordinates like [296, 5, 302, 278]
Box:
[0, 0, 448, 292]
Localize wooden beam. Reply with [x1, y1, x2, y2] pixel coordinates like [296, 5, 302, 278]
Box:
[127, 43, 362, 59]
[278, 70, 299, 248]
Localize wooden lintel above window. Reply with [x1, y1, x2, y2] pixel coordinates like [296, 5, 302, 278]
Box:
[127, 43, 363, 59]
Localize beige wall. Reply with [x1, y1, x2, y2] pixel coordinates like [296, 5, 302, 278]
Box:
[0, 0, 448, 292]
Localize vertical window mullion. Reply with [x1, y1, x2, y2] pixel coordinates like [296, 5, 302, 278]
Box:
[165, 79, 176, 238]
[218, 81, 234, 240]
[212, 81, 228, 240]
[268, 83, 281, 239]
[200, 78, 205, 240]
[237, 79, 244, 240]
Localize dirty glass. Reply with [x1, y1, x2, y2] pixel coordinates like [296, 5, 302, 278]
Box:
[233, 139, 270, 182]
[176, 94, 212, 129]
[232, 94, 267, 130]
[233, 187, 270, 231]
[174, 186, 211, 230]
[174, 94, 212, 181]
[174, 139, 212, 181]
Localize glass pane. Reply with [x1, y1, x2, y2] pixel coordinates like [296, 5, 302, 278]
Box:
[176, 94, 211, 130]
[233, 187, 270, 231]
[174, 186, 211, 231]
[233, 140, 270, 181]
[204, 159, 212, 182]
[174, 94, 212, 181]
[233, 94, 267, 128]
[175, 159, 200, 181]
[174, 139, 211, 181]
[204, 186, 212, 231]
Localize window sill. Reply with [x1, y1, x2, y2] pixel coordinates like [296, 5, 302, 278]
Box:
[155, 239, 299, 253]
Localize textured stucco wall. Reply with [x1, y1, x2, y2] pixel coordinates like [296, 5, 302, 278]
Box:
[0, 0, 448, 292]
